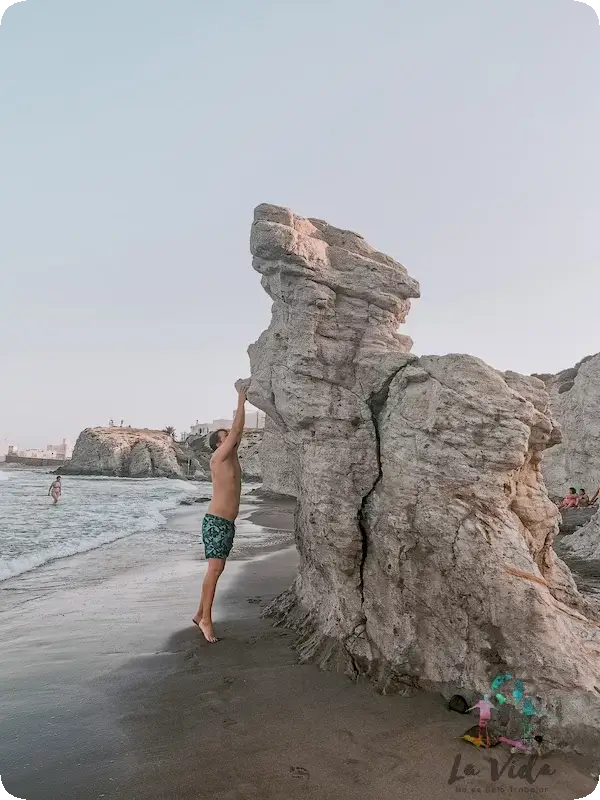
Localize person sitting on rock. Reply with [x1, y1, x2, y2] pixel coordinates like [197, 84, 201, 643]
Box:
[578, 489, 590, 507]
[558, 488, 579, 510]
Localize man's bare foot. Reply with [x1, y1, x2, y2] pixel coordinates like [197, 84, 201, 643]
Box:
[192, 616, 219, 643]
[199, 619, 219, 643]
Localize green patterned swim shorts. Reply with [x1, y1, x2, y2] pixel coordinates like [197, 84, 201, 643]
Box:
[202, 513, 236, 560]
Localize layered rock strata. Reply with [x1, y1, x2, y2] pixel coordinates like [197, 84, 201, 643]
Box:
[245, 203, 600, 760]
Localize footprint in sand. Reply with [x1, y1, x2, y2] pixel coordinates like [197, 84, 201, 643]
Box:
[289, 766, 310, 780]
[184, 650, 198, 661]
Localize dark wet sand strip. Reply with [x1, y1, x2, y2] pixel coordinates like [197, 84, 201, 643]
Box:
[1, 503, 597, 800]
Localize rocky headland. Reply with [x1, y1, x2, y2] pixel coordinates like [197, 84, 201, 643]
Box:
[62, 424, 271, 483]
[60, 427, 204, 479]
[241, 202, 600, 761]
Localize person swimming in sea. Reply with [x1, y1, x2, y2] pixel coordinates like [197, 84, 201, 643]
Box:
[48, 476, 62, 505]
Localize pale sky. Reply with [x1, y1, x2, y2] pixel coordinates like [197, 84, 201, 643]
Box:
[1, 0, 598, 448]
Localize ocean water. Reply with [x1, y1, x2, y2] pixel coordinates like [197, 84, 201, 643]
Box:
[0, 469, 199, 582]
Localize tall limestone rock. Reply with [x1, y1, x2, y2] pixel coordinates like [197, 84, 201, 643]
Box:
[535, 354, 600, 497]
[247, 202, 419, 649]
[245, 203, 600, 760]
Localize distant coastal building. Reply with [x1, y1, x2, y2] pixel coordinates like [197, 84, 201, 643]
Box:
[6, 439, 73, 461]
[189, 418, 232, 436]
[190, 421, 211, 436]
[188, 407, 266, 438]
[45, 439, 73, 459]
[232, 409, 265, 430]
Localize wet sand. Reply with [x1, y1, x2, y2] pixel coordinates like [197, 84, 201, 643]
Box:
[1, 500, 597, 800]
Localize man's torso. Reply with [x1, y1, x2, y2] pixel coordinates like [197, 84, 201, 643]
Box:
[208, 451, 241, 522]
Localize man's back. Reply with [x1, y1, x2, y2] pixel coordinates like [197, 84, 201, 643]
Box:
[208, 448, 241, 522]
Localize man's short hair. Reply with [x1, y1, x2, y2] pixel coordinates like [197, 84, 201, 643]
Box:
[569, 487, 577, 494]
[209, 429, 228, 451]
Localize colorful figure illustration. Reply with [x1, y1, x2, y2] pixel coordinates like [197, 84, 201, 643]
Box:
[491, 673, 512, 691]
[512, 679, 524, 704]
[491, 673, 512, 705]
[467, 694, 496, 746]
[461, 676, 544, 753]
[497, 736, 534, 754]
[520, 697, 539, 747]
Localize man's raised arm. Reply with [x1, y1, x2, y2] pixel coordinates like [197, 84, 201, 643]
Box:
[213, 385, 247, 460]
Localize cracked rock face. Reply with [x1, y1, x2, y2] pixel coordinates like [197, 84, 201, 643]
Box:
[535, 354, 600, 497]
[246, 204, 600, 760]
[364, 359, 598, 698]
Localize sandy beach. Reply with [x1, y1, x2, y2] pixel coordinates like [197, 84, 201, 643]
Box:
[1, 497, 596, 800]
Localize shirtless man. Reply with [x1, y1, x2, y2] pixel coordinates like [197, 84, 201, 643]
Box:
[48, 476, 62, 505]
[192, 383, 247, 642]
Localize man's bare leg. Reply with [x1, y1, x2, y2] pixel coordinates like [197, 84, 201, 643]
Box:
[192, 558, 225, 642]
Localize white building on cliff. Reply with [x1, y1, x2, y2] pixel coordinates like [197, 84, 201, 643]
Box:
[189, 407, 265, 437]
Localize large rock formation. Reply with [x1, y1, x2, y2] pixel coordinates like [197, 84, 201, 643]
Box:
[61, 428, 200, 479]
[536, 354, 600, 497]
[245, 203, 600, 760]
